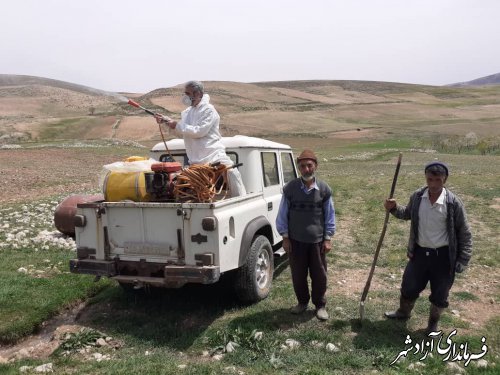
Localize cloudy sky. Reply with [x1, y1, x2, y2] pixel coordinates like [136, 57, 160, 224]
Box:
[1, 0, 499, 93]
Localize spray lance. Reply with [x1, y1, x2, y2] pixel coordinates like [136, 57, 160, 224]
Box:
[127, 99, 174, 161]
[127, 99, 157, 116]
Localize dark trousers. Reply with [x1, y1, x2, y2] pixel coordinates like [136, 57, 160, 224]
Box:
[289, 239, 327, 308]
[401, 245, 455, 308]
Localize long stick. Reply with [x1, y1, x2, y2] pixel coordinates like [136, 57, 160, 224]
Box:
[359, 152, 403, 321]
[127, 99, 174, 160]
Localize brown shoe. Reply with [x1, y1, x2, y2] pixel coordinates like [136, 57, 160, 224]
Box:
[290, 303, 308, 314]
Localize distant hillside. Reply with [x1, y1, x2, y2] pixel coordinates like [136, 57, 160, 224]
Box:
[0, 74, 118, 97]
[1, 75, 500, 144]
[449, 72, 500, 87]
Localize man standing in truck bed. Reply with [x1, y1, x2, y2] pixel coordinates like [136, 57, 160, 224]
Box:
[155, 80, 246, 196]
[276, 149, 336, 321]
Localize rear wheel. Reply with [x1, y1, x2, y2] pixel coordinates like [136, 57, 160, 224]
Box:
[235, 235, 274, 303]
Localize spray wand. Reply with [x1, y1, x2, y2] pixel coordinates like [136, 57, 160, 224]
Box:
[127, 99, 174, 160]
[127, 99, 157, 116]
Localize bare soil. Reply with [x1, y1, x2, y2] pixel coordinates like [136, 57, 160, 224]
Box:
[0, 147, 145, 204]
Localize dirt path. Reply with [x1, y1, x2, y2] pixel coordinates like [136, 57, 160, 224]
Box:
[0, 303, 87, 362]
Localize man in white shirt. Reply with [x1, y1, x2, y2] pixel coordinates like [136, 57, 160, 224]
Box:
[155, 81, 246, 197]
[383, 161, 472, 333]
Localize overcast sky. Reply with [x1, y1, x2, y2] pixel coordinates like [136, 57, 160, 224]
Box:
[1, 0, 499, 93]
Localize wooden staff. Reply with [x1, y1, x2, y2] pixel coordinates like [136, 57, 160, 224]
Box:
[359, 152, 403, 322]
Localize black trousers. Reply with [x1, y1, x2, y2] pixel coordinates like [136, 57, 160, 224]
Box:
[401, 245, 455, 308]
[289, 239, 327, 308]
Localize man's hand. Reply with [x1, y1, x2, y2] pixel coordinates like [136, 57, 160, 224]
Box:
[154, 114, 167, 123]
[384, 198, 397, 211]
[322, 239, 332, 253]
[155, 114, 177, 129]
[455, 262, 466, 273]
[282, 237, 291, 253]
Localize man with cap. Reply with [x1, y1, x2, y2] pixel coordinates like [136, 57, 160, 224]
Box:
[384, 161, 472, 333]
[276, 149, 336, 321]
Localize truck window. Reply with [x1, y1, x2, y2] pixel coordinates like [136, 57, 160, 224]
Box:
[160, 153, 188, 166]
[159, 152, 239, 166]
[281, 152, 297, 184]
[261, 152, 279, 187]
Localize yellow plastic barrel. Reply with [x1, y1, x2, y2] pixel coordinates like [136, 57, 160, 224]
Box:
[125, 156, 148, 162]
[102, 171, 150, 202]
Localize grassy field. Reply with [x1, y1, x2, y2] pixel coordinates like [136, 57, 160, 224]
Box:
[0, 138, 498, 374]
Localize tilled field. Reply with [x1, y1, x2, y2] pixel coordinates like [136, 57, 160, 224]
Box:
[0, 145, 147, 204]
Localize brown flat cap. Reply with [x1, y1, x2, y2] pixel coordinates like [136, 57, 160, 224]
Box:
[297, 149, 318, 164]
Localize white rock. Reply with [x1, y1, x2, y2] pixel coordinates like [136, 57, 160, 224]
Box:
[475, 359, 488, 368]
[446, 362, 465, 373]
[177, 364, 187, 369]
[201, 350, 210, 357]
[145, 350, 151, 356]
[285, 339, 300, 349]
[212, 354, 224, 361]
[451, 309, 460, 316]
[96, 338, 108, 347]
[310, 340, 324, 348]
[226, 341, 239, 353]
[17, 267, 28, 274]
[326, 343, 339, 352]
[253, 331, 263, 340]
[19, 366, 33, 373]
[34, 363, 53, 373]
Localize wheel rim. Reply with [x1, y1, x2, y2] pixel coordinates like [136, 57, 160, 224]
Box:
[255, 246, 270, 289]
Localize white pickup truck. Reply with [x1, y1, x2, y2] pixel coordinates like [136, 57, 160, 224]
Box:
[70, 136, 298, 302]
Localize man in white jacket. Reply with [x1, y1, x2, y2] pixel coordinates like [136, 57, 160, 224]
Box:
[155, 81, 246, 196]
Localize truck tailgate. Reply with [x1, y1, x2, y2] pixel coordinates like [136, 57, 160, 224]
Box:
[104, 202, 183, 263]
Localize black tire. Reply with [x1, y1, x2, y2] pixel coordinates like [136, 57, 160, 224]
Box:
[235, 235, 274, 303]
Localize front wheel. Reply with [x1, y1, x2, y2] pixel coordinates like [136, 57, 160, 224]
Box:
[235, 235, 274, 303]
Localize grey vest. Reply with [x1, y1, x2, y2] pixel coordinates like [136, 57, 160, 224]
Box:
[284, 178, 332, 243]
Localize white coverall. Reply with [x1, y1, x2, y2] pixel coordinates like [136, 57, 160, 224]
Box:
[173, 94, 246, 197]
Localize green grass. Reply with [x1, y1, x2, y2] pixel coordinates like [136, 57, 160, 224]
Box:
[38, 117, 116, 140]
[0, 246, 110, 344]
[0, 140, 498, 374]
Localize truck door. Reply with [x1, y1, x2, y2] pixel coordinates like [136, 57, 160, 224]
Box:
[260, 151, 282, 240]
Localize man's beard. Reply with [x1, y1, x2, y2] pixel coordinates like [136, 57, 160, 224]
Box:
[301, 173, 315, 182]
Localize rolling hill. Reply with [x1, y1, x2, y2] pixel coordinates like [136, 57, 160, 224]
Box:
[1, 74, 500, 145]
[449, 72, 500, 87]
